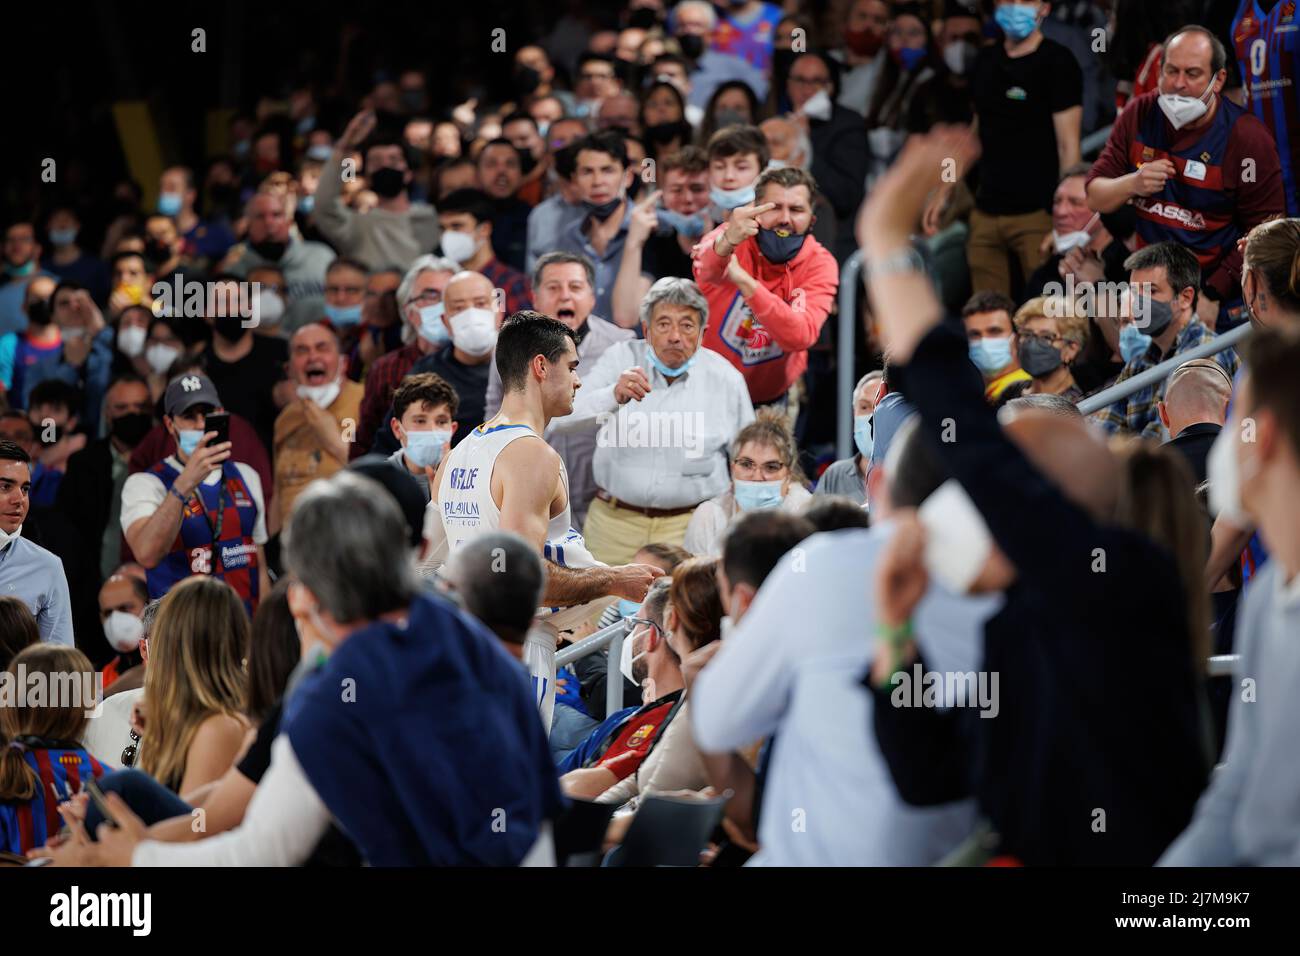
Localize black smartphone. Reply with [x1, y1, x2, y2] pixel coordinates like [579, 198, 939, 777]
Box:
[85, 777, 120, 829]
[203, 412, 231, 447]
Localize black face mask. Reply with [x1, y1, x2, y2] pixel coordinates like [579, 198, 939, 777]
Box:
[628, 7, 660, 30]
[36, 424, 65, 447]
[513, 65, 542, 96]
[369, 166, 408, 199]
[772, 48, 799, 84]
[249, 239, 287, 261]
[678, 34, 705, 59]
[145, 239, 171, 266]
[1018, 337, 1063, 377]
[516, 147, 537, 176]
[584, 196, 624, 221]
[212, 314, 248, 343]
[756, 226, 807, 264]
[110, 411, 154, 447]
[645, 120, 691, 145]
[26, 298, 53, 327]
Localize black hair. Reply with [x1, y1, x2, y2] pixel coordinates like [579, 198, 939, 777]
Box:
[0, 439, 31, 467]
[571, 130, 629, 169]
[437, 188, 496, 226]
[28, 379, 81, 417]
[802, 495, 871, 532]
[720, 510, 816, 591]
[495, 311, 579, 393]
[245, 581, 301, 725]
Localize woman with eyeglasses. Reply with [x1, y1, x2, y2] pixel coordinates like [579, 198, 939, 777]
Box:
[1005, 296, 1087, 405]
[683, 411, 811, 557]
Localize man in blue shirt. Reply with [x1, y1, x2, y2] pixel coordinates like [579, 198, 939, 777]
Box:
[0, 439, 73, 645]
[553, 132, 635, 321]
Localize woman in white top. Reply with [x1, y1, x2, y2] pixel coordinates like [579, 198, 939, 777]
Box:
[683, 411, 812, 557]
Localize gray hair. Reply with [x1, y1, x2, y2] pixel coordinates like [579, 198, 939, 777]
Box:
[999, 393, 1084, 423]
[532, 250, 596, 291]
[442, 532, 543, 643]
[140, 599, 163, 642]
[642, 577, 672, 629]
[854, 370, 884, 400]
[397, 254, 460, 310]
[283, 471, 417, 622]
[639, 276, 709, 329]
[675, 0, 718, 31]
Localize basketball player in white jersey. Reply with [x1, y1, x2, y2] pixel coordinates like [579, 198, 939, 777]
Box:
[430, 311, 660, 728]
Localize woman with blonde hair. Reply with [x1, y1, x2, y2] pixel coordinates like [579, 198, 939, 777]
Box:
[136, 575, 250, 796]
[683, 410, 812, 556]
[1009, 295, 1088, 404]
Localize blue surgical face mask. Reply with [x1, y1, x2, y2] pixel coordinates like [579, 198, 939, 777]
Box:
[995, 2, 1041, 42]
[895, 45, 928, 72]
[853, 414, 874, 459]
[654, 206, 707, 238]
[646, 348, 696, 378]
[297, 194, 315, 215]
[403, 428, 452, 468]
[968, 336, 1014, 374]
[49, 227, 78, 247]
[1119, 323, 1153, 364]
[324, 302, 363, 326]
[617, 598, 642, 619]
[157, 192, 183, 217]
[418, 302, 449, 345]
[710, 183, 756, 210]
[306, 144, 333, 162]
[733, 478, 785, 511]
[177, 429, 204, 458]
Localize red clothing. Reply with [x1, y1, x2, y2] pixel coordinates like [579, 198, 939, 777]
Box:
[590, 699, 676, 782]
[692, 225, 838, 403]
[353, 340, 424, 459]
[1115, 43, 1163, 114]
[1086, 91, 1285, 302]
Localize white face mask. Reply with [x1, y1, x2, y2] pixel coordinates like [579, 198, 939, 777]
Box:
[943, 39, 977, 76]
[102, 610, 144, 653]
[1052, 229, 1092, 255]
[800, 88, 833, 122]
[440, 230, 478, 264]
[257, 288, 286, 326]
[1157, 79, 1215, 131]
[917, 480, 994, 594]
[1206, 425, 1256, 529]
[146, 342, 182, 375]
[449, 307, 499, 357]
[0, 524, 21, 553]
[619, 628, 650, 685]
[297, 373, 342, 408]
[116, 325, 147, 358]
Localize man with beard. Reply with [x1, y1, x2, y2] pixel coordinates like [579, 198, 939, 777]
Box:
[476, 139, 533, 272]
[225, 193, 334, 333]
[693, 165, 838, 406]
[315, 110, 441, 273]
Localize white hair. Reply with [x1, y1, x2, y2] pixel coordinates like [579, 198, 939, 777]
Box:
[675, 1, 718, 31]
[396, 254, 460, 310]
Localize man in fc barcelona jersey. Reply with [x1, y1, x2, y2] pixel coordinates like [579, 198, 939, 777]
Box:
[1232, 0, 1300, 216]
[1087, 25, 1285, 328]
[120, 372, 269, 615]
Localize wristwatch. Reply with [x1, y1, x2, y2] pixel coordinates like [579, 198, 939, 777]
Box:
[863, 246, 927, 282]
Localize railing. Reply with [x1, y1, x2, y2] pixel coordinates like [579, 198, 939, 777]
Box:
[836, 250, 865, 461]
[1207, 655, 1240, 678]
[1081, 124, 1113, 161]
[555, 619, 629, 719]
[1076, 322, 1251, 415]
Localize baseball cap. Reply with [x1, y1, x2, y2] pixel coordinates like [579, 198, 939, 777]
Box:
[164, 372, 222, 418]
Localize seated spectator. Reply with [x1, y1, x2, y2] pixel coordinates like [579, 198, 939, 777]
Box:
[670, 2, 769, 110]
[814, 370, 885, 505]
[352, 255, 459, 457]
[1158, 358, 1232, 485]
[863, 6, 938, 189]
[97, 572, 148, 691]
[612, 146, 713, 329]
[639, 82, 694, 165]
[1020, 164, 1127, 305]
[683, 411, 812, 557]
[55, 372, 154, 581]
[320, 258, 370, 362]
[271, 323, 364, 533]
[477, 139, 532, 272]
[562, 558, 721, 807]
[1004, 296, 1087, 404]
[436, 189, 533, 316]
[525, 137, 587, 276]
[0, 439, 72, 644]
[122, 372, 270, 614]
[351, 267, 404, 379]
[698, 80, 763, 147]
[803, 494, 871, 532]
[41, 205, 109, 305]
[0, 594, 39, 669]
[0, 221, 56, 338]
[386, 372, 458, 501]
[315, 111, 440, 272]
[961, 290, 1030, 403]
[0, 644, 105, 854]
[1094, 242, 1239, 437]
[694, 165, 837, 408]
[157, 165, 236, 265]
[4, 274, 57, 401]
[703, 124, 766, 222]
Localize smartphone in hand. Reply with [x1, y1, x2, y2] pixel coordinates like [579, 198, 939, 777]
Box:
[203, 412, 231, 447]
[85, 777, 121, 829]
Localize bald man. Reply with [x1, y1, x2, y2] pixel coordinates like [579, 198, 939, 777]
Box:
[1159, 358, 1232, 485]
[371, 271, 503, 457]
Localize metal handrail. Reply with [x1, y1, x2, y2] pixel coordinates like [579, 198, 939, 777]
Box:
[1076, 322, 1251, 415]
[1207, 655, 1240, 678]
[837, 250, 865, 461]
[555, 619, 628, 718]
[1081, 124, 1113, 161]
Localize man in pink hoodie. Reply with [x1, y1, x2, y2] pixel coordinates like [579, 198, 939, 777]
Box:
[692, 166, 839, 405]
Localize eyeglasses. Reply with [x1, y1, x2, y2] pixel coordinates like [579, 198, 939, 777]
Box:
[409, 290, 442, 306]
[788, 74, 829, 87]
[121, 728, 140, 767]
[733, 457, 788, 478]
[1020, 331, 1062, 346]
[325, 284, 365, 296]
[625, 615, 661, 637]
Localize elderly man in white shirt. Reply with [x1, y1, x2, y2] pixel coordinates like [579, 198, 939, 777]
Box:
[484, 252, 633, 528]
[549, 276, 754, 565]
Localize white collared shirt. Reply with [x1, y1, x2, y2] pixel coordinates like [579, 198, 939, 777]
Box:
[549, 340, 755, 509]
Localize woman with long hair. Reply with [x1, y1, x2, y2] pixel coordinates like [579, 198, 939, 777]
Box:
[137, 575, 250, 796]
[697, 80, 763, 148]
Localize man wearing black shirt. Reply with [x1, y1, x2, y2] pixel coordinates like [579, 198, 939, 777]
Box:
[961, 0, 1082, 300]
[200, 275, 288, 453]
